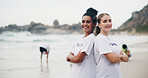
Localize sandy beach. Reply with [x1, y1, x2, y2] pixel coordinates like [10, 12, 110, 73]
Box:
[121, 42, 148, 78]
[0, 33, 148, 78]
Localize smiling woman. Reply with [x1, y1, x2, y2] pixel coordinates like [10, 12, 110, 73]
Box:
[81, 16, 94, 37]
[94, 13, 129, 78]
[66, 7, 98, 78]
[97, 13, 112, 36]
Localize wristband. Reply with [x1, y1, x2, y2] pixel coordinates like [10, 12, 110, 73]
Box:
[68, 59, 70, 62]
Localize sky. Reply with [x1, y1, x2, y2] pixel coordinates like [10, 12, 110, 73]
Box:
[0, 0, 147, 29]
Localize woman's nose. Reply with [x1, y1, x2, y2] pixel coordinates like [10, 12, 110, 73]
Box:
[107, 21, 111, 25]
[84, 22, 87, 26]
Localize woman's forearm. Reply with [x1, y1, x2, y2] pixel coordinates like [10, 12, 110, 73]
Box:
[67, 52, 86, 63]
[105, 52, 122, 63]
[68, 54, 82, 63]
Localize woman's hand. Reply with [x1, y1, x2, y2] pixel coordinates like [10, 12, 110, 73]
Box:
[119, 51, 129, 62]
[66, 52, 74, 62]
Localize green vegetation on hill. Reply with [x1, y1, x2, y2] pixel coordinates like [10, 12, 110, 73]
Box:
[118, 4, 148, 34]
[136, 25, 148, 33]
[118, 27, 132, 32]
[115, 24, 148, 33]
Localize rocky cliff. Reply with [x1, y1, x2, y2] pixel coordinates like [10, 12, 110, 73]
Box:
[0, 21, 82, 34]
[118, 4, 148, 32]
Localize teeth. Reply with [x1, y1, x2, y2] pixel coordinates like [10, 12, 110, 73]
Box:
[84, 27, 88, 28]
[105, 26, 111, 28]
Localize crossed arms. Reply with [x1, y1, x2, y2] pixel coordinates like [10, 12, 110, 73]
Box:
[105, 51, 129, 63]
[66, 52, 86, 63]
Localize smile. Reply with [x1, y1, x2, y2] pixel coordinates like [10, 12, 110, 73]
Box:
[83, 26, 89, 29]
[105, 25, 111, 29]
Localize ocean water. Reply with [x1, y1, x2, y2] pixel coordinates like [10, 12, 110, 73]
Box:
[0, 32, 148, 78]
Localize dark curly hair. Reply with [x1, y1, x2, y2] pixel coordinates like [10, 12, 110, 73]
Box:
[82, 7, 98, 25]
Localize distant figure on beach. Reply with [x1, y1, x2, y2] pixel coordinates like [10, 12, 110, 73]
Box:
[66, 7, 98, 78]
[39, 44, 50, 63]
[122, 44, 131, 57]
[94, 13, 129, 78]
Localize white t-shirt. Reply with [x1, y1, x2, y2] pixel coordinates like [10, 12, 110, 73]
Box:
[94, 34, 122, 78]
[71, 33, 96, 78]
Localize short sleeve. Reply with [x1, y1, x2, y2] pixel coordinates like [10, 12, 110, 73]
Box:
[80, 35, 94, 55]
[96, 38, 113, 55]
[71, 43, 81, 55]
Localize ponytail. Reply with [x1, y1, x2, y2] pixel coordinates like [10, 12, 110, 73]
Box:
[94, 26, 100, 36]
[94, 13, 110, 36]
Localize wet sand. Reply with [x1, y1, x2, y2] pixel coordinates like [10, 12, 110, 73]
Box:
[0, 43, 71, 78]
[121, 42, 148, 78]
[0, 34, 148, 78]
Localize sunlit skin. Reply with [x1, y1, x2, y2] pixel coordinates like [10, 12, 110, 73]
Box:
[81, 16, 95, 37]
[98, 15, 112, 36]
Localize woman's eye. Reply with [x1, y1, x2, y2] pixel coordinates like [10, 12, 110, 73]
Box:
[103, 20, 107, 23]
[86, 20, 91, 23]
[82, 20, 91, 23]
[109, 19, 112, 22]
[82, 20, 85, 23]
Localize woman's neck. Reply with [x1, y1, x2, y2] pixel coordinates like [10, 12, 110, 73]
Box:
[84, 32, 92, 37]
[100, 31, 108, 36]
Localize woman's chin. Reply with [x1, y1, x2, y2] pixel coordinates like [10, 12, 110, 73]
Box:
[107, 28, 111, 32]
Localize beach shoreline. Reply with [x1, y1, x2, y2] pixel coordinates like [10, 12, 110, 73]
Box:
[0, 33, 148, 78]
